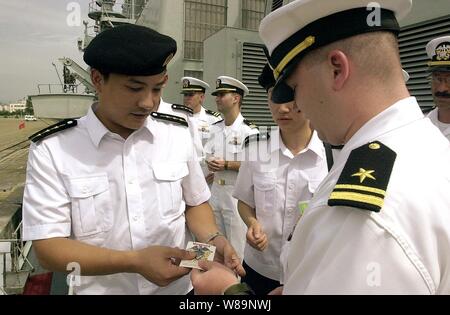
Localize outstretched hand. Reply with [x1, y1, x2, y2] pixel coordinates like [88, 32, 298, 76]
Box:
[133, 246, 195, 287]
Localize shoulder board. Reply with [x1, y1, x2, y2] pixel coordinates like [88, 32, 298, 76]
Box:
[243, 119, 258, 129]
[328, 141, 397, 213]
[244, 133, 270, 147]
[213, 119, 224, 125]
[151, 112, 188, 127]
[29, 119, 77, 143]
[172, 104, 193, 115]
[205, 109, 221, 118]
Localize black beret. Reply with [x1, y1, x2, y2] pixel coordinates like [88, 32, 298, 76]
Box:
[83, 24, 177, 76]
[258, 64, 276, 92]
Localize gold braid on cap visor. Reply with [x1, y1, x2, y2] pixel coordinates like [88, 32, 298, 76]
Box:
[428, 61, 450, 66]
[273, 36, 316, 80]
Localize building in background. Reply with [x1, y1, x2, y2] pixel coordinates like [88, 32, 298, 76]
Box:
[8, 99, 26, 113]
[137, 0, 450, 125]
[137, 0, 268, 122]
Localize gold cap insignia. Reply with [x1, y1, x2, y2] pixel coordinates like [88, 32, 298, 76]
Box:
[436, 43, 450, 61]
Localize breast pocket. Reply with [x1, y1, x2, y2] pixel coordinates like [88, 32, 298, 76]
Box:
[253, 173, 277, 216]
[64, 174, 113, 240]
[153, 163, 189, 220]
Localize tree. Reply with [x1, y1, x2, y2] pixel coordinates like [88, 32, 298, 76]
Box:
[25, 96, 34, 115]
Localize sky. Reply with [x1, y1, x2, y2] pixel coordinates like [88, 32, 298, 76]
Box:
[0, 0, 92, 103]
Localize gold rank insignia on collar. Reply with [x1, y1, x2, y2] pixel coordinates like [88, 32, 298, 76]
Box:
[205, 109, 221, 118]
[172, 104, 194, 115]
[29, 119, 78, 144]
[328, 141, 397, 212]
[151, 112, 188, 127]
[243, 119, 258, 129]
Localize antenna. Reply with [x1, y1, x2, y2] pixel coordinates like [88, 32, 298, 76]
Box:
[52, 62, 63, 86]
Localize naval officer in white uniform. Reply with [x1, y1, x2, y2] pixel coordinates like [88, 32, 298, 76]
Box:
[204, 76, 259, 261]
[22, 24, 244, 295]
[426, 36, 450, 141]
[190, 0, 450, 295]
[180, 77, 222, 184]
[232, 64, 329, 295]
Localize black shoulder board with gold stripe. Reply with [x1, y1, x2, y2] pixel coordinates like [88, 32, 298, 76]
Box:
[205, 109, 221, 118]
[29, 119, 77, 143]
[213, 119, 224, 125]
[244, 133, 270, 147]
[151, 112, 188, 127]
[328, 141, 397, 212]
[172, 104, 193, 115]
[243, 119, 258, 129]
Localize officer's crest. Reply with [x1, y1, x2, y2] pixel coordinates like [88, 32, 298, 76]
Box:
[183, 79, 190, 88]
[436, 42, 450, 61]
[216, 79, 222, 89]
[199, 123, 210, 133]
[229, 136, 242, 146]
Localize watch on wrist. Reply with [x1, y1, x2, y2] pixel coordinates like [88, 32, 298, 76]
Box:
[224, 161, 229, 170]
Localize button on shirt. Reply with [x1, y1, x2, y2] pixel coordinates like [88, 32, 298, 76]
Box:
[428, 108, 450, 141]
[22, 106, 210, 295]
[284, 98, 450, 294]
[232, 130, 328, 282]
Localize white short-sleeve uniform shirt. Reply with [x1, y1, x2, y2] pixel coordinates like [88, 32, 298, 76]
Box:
[284, 98, 450, 294]
[233, 130, 328, 282]
[191, 107, 223, 147]
[428, 108, 450, 141]
[204, 113, 259, 183]
[22, 106, 210, 295]
[190, 107, 222, 175]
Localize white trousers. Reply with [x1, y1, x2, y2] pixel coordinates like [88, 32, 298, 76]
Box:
[210, 183, 247, 261]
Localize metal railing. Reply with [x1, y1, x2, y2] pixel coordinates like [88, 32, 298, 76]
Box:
[89, 0, 148, 20]
[1, 221, 34, 295]
[37, 84, 80, 95]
